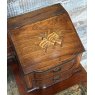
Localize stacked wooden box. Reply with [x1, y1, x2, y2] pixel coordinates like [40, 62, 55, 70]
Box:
[7, 4, 85, 92]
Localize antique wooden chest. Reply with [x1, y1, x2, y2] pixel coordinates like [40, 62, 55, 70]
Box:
[8, 3, 85, 92]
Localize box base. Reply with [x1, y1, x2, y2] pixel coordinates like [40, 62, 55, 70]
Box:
[8, 60, 87, 95]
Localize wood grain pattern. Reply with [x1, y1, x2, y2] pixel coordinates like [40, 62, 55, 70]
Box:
[8, 9, 85, 73]
[7, 0, 87, 95]
[8, 4, 85, 92]
[9, 62, 87, 95]
[8, 3, 65, 30]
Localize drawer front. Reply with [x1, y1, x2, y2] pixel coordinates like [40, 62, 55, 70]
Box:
[35, 57, 76, 80]
[35, 62, 76, 88]
[24, 57, 77, 89]
[24, 73, 35, 89]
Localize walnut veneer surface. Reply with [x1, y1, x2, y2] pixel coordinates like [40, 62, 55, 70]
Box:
[8, 3, 85, 93]
[7, 0, 87, 95]
[8, 4, 85, 74]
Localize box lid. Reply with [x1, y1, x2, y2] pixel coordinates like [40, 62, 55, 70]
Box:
[8, 4, 85, 74]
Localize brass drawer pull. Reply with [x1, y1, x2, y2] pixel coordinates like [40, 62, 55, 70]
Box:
[53, 75, 61, 82]
[53, 67, 61, 72]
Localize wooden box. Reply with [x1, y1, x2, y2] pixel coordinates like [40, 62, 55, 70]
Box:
[8, 3, 85, 92]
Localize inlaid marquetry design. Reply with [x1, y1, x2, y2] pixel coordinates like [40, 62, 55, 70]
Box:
[39, 32, 62, 48]
[8, 4, 85, 92]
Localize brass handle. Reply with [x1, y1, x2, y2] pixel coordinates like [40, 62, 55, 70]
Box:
[53, 75, 61, 82]
[53, 67, 61, 72]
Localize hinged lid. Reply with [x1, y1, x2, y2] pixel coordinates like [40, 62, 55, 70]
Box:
[8, 3, 85, 74]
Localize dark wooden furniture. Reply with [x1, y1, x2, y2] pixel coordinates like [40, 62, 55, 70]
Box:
[9, 62, 87, 95]
[7, 3, 85, 92]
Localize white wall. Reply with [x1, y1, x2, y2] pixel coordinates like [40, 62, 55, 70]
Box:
[7, 0, 86, 18]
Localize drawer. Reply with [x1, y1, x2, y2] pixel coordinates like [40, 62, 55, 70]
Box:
[34, 70, 53, 79]
[24, 73, 34, 89]
[35, 78, 53, 88]
[52, 61, 76, 84]
[35, 57, 75, 79]
[23, 57, 77, 89]
[34, 57, 76, 80]
[35, 65, 75, 88]
[60, 58, 75, 72]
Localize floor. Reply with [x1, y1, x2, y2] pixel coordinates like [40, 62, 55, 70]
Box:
[7, 0, 87, 95]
